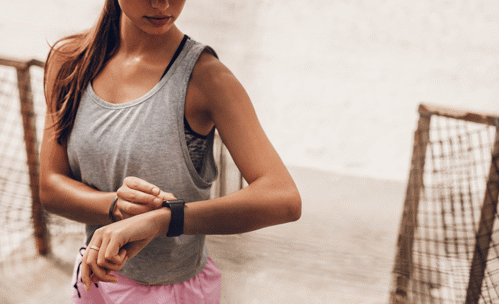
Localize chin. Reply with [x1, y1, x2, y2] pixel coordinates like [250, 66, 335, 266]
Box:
[141, 26, 172, 36]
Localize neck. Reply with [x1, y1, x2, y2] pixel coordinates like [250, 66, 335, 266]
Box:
[119, 17, 183, 58]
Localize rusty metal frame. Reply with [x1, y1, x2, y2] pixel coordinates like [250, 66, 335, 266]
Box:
[1, 57, 47, 255]
[390, 102, 499, 303]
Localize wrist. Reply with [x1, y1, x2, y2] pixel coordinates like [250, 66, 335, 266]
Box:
[109, 196, 118, 222]
[113, 205, 123, 221]
[150, 207, 171, 237]
[162, 199, 185, 237]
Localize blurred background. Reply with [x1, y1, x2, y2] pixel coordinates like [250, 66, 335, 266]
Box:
[0, 0, 498, 303]
[1, 0, 498, 180]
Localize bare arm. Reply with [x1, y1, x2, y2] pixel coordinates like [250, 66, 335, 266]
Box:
[182, 54, 301, 234]
[39, 113, 116, 224]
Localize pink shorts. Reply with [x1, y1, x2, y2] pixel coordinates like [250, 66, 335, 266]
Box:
[71, 247, 221, 304]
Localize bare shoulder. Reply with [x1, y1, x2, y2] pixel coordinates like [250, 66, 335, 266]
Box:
[190, 49, 249, 111]
[192, 49, 234, 86]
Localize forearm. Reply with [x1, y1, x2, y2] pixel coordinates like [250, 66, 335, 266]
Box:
[40, 173, 115, 225]
[155, 177, 301, 236]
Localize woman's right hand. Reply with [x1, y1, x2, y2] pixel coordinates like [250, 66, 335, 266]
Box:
[115, 176, 176, 220]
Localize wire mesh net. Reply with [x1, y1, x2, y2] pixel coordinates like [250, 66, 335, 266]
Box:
[0, 64, 35, 268]
[0, 62, 85, 273]
[390, 111, 499, 303]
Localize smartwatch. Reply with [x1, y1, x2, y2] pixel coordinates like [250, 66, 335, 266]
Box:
[162, 199, 185, 237]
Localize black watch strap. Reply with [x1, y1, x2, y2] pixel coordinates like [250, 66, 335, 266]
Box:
[162, 199, 185, 237]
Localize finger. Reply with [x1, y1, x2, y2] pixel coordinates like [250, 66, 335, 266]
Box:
[105, 237, 127, 265]
[119, 248, 128, 261]
[86, 244, 118, 284]
[96, 261, 123, 272]
[119, 199, 154, 216]
[93, 247, 126, 272]
[97, 237, 111, 268]
[81, 243, 109, 289]
[159, 191, 176, 202]
[124, 176, 161, 196]
[114, 248, 128, 264]
[91, 273, 101, 284]
[117, 187, 162, 208]
[102, 248, 128, 271]
[90, 264, 118, 283]
[90, 271, 118, 284]
[120, 211, 133, 220]
[81, 250, 93, 291]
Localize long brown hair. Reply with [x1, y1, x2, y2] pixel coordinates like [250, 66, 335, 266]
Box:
[44, 0, 121, 145]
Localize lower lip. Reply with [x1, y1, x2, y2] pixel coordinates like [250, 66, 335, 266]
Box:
[146, 17, 170, 27]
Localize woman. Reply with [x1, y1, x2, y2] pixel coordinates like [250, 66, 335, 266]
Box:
[40, 0, 301, 302]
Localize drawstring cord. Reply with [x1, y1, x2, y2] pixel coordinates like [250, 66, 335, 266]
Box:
[74, 246, 99, 298]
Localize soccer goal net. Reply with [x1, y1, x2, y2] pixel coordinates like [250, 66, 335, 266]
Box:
[390, 103, 499, 304]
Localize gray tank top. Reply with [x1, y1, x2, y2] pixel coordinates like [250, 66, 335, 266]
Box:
[67, 38, 218, 285]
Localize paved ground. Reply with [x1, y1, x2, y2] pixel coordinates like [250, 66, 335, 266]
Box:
[0, 166, 406, 303]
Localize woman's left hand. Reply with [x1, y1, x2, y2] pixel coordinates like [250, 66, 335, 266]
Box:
[80, 208, 170, 290]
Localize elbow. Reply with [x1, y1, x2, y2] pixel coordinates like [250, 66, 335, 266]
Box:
[39, 176, 56, 213]
[39, 184, 52, 212]
[285, 188, 302, 222]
